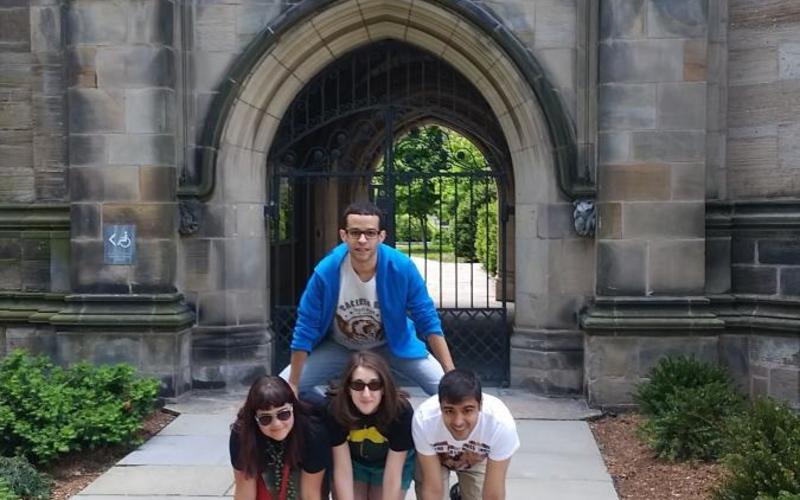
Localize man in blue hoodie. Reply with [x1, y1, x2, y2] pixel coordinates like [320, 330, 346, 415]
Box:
[280, 201, 455, 401]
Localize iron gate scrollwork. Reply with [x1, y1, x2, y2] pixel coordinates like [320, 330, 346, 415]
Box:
[268, 41, 512, 385]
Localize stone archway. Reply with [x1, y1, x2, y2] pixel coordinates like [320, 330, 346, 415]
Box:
[185, 0, 582, 388]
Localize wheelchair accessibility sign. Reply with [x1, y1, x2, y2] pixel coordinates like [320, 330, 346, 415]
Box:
[104, 224, 136, 265]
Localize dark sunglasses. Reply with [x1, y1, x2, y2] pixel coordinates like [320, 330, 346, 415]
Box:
[254, 407, 293, 426]
[349, 379, 383, 392]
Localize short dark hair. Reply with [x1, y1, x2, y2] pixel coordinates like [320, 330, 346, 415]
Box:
[438, 368, 482, 405]
[341, 201, 384, 230]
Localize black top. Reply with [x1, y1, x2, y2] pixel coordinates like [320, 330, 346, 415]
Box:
[326, 403, 414, 467]
[229, 418, 329, 474]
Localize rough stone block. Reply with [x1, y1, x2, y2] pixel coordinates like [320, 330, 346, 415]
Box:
[596, 202, 622, 239]
[596, 240, 646, 295]
[107, 134, 175, 167]
[139, 165, 176, 202]
[0, 264, 22, 290]
[600, 0, 645, 40]
[102, 203, 177, 239]
[587, 377, 638, 408]
[125, 88, 175, 134]
[598, 163, 670, 201]
[779, 42, 800, 80]
[0, 143, 33, 171]
[0, 175, 35, 203]
[67, 46, 97, 87]
[68, 134, 106, 167]
[31, 6, 62, 54]
[178, 238, 212, 291]
[22, 260, 50, 290]
[66, 0, 127, 45]
[70, 165, 140, 202]
[50, 237, 70, 292]
[749, 335, 800, 367]
[759, 240, 800, 265]
[769, 368, 799, 407]
[68, 88, 124, 133]
[670, 163, 705, 200]
[197, 291, 236, 327]
[128, 0, 173, 45]
[70, 240, 131, 293]
[598, 83, 656, 130]
[0, 238, 21, 259]
[586, 336, 639, 378]
[732, 265, 777, 294]
[533, 0, 575, 48]
[132, 239, 177, 293]
[657, 82, 706, 129]
[195, 2, 237, 52]
[638, 336, 718, 375]
[0, 101, 32, 130]
[719, 335, 750, 390]
[536, 203, 573, 238]
[96, 46, 174, 89]
[630, 130, 705, 162]
[598, 131, 631, 164]
[222, 237, 266, 290]
[705, 236, 731, 294]
[729, 47, 777, 85]
[779, 122, 800, 170]
[649, 239, 705, 295]
[599, 39, 684, 83]
[0, 7, 31, 47]
[70, 203, 100, 239]
[647, 0, 708, 38]
[233, 289, 267, 325]
[780, 267, 800, 296]
[22, 237, 49, 260]
[622, 202, 705, 239]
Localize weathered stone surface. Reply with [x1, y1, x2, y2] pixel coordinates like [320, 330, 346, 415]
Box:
[706, 236, 731, 294]
[750, 335, 800, 367]
[139, 165, 176, 202]
[22, 259, 50, 290]
[596, 240, 646, 295]
[769, 368, 799, 407]
[68, 88, 124, 133]
[0, 7, 31, 49]
[124, 88, 175, 134]
[622, 202, 705, 238]
[638, 336, 718, 375]
[758, 240, 800, 265]
[536, 203, 573, 238]
[649, 239, 705, 294]
[597, 131, 631, 164]
[128, 0, 173, 45]
[0, 101, 32, 130]
[22, 237, 49, 260]
[598, 163, 670, 201]
[657, 82, 706, 129]
[599, 39, 684, 83]
[96, 46, 174, 89]
[647, 0, 708, 38]
[728, 48, 777, 85]
[195, 2, 237, 52]
[587, 336, 638, 378]
[68, 134, 106, 166]
[66, 0, 127, 45]
[780, 267, 800, 296]
[132, 239, 177, 292]
[779, 122, 800, 169]
[596, 202, 622, 239]
[600, 0, 645, 40]
[587, 377, 638, 408]
[107, 134, 175, 166]
[732, 265, 778, 294]
[670, 163, 705, 200]
[630, 130, 706, 162]
[0, 239, 21, 259]
[31, 6, 61, 54]
[0, 263, 22, 290]
[69, 165, 140, 201]
[779, 42, 800, 80]
[102, 203, 177, 239]
[534, 0, 575, 48]
[598, 84, 656, 130]
[719, 335, 750, 390]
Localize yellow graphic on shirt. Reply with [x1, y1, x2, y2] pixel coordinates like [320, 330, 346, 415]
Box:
[349, 426, 387, 444]
[348, 426, 389, 463]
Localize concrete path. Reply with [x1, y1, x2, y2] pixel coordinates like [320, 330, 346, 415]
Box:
[73, 389, 618, 500]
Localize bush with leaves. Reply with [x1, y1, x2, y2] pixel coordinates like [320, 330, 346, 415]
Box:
[475, 203, 497, 276]
[713, 398, 800, 500]
[0, 456, 50, 500]
[0, 478, 19, 500]
[634, 356, 735, 417]
[634, 356, 745, 461]
[637, 381, 745, 460]
[0, 350, 161, 464]
[757, 493, 800, 500]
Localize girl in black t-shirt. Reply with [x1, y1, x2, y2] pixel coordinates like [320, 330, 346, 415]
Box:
[327, 351, 415, 500]
[230, 376, 328, 500]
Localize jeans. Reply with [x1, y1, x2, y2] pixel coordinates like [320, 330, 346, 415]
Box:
[279, 338, 444, 403]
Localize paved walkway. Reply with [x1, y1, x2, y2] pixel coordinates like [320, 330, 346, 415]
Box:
[73, 388, 618, 500]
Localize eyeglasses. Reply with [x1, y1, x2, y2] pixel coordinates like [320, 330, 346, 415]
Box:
[254, 406, 293, 426]
[345, 228, 380, 240]
[349, 379, 383, 392]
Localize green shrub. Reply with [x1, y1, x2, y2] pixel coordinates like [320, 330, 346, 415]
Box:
[757, 493, 800, 500]
[634, 356, 734, 417]
[713, 398, 800, 500]
[638, 382, 745, 460]
[475, 203, 497, 276]
[0, 478, 19, 500]
[0, 350, 161, 464]
[0, 456, 50, 500]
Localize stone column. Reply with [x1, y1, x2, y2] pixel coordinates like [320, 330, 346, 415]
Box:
[585, 0, 723, 408]
[59, 0, 192, 397]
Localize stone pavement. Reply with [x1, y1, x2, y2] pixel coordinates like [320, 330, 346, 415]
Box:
[72, 388, 618, 500]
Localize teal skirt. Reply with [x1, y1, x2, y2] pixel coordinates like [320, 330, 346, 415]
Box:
[352, 449, 415, 490]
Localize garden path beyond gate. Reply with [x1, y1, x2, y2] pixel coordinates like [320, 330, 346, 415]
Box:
[267, 41, 511, 385]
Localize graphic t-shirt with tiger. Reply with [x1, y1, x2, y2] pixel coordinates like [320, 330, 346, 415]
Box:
[331, 260, 386, 350]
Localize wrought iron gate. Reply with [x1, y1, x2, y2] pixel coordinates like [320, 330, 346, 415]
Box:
[267, 41, 511, 385]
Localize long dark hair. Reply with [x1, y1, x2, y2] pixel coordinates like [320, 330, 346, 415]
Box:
[232, 376, 308, 477]
[329, 351, 409, 434]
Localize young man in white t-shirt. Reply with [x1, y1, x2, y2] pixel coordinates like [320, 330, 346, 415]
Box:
[413, 369, 520, 500]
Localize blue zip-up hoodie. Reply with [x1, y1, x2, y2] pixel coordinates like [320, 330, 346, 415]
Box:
[290, 243, 443, 359]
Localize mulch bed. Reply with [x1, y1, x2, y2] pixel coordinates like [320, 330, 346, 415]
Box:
[44, 409, 177, 500]
[590, 413, 726, 500]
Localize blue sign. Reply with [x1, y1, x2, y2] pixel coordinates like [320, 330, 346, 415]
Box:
[104, 224, 136, 265]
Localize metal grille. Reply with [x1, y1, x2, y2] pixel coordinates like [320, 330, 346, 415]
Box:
[268, 41, 511, 385]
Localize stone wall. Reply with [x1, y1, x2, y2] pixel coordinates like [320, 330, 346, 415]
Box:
[726, 1, 800, 198]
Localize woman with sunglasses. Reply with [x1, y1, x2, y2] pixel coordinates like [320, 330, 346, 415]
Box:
[230, 376, 329, 500]
[327, 351, 415, 500]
